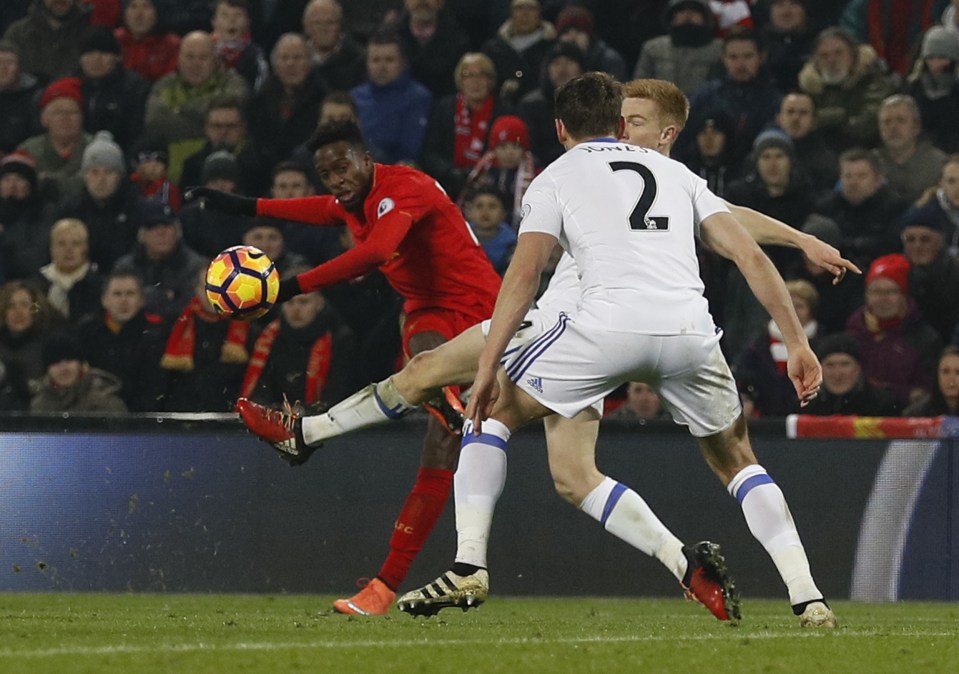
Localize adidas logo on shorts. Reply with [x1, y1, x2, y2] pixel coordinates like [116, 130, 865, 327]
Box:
[526, 376, 543, 393]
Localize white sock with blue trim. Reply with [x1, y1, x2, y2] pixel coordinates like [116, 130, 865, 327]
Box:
[301, 379, 414, 445]
[579, 476, 687, 582]
[453, 419, 510, 569]
[728, 464, 822, 605]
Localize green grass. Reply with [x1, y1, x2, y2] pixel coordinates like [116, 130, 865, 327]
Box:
[0, 594, 956, 674]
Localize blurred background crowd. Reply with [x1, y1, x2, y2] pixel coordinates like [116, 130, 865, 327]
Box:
[0, 0, 957, 420]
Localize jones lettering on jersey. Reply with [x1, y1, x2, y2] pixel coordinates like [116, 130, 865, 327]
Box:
[579, 145, 644, 153]
[377, 198, 395, 218]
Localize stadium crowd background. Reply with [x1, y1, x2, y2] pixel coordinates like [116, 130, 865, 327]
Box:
[0, 0, 957, 420]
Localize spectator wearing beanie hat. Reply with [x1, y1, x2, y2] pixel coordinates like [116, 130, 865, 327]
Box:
[555, 5, 627, 81]
[419, 51, 516, 197]
[179, 150, 250, 258]
[81, 130, 127, 178]
[129, 133, 180, 210]
[18, 77, 92, 202]
[898, 200, 959, 343]
[199, 149, 240, 190]
[79, 26, 151, 149]
[680, 109, 742, 198]
[906, 25, 959, 154]
[846, 252, 943, 405]
[802, 331, 901, 416]
[722, 128, 817, 361]
[56, 130, 144, 271]
[3, 0, 94, 82]
[518, 41, 586, 167]
[0, 40, 42, 155]
[726, 128, 816, 264]
[459, 115, 537, 227]
[0, 150, 54, 281]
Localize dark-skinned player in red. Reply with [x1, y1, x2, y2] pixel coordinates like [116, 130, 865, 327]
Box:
[186, 119, 501, 615]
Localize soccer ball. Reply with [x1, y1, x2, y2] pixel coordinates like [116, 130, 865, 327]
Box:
[205, 245, 280, 319]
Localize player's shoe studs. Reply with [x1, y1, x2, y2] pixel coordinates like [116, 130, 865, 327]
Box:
[332, 578, 396, 616]
[799, 601, 838, 628]
[422, 386, 466, 436]
[681, 541, 742, 623]
[235, 397, 316, 466]
[396, 568, 489, 618]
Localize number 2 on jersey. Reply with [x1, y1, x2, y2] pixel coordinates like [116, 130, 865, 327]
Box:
[609, 161, 669, 231]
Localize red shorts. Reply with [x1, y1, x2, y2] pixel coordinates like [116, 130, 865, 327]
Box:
[402, 306, 487, 358]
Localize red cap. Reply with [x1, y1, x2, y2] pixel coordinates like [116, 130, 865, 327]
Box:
[490, 115, 530, 151]
[40, 77, 83, 111]
[866, 253, 910, 293]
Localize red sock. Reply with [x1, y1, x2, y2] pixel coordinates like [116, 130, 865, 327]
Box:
[377, 466, 453, 591]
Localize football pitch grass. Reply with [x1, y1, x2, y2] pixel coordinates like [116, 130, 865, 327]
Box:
[0, 594, 957, 674]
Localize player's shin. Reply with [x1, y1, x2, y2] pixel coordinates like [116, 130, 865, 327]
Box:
[453, 419, 509, 569]
[300, 379, 416, 445]
[727, 464, 824, 606]
[377, 465, 453, 591]
[579, 476, 687, 581]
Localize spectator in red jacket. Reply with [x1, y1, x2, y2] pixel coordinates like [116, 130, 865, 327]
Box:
[114, 0, 180, 82]
[846, 253, 943, 406]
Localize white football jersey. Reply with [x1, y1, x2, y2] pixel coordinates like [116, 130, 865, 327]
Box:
[519, 139, 728, 334]
[534, 252, 580, 318]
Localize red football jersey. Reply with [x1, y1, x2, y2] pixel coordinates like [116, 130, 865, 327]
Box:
[257, 164, 501, 317]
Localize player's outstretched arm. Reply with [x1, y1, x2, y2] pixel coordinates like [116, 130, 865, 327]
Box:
[467, 231, 557, 430]
[725, 201, 861, 285]
[183, 187, 257, 216]
[701, 212, 821, 405]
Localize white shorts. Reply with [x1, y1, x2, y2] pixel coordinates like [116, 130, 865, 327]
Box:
[504, 314, 741, 436]
[483, 309, 605, 416]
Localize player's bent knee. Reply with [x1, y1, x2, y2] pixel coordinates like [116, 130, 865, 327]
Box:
[397, 353, 443, 404]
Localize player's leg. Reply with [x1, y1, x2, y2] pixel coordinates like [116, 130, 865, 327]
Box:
[696, 417, 837, 627]
[661, 334, 835, 627]
[234, 323, 486, 460]
[397, 366, 553, 616]
[331, 326, 462, 616]
[299, 324, 487, 446]
[546, 412, 737, 621]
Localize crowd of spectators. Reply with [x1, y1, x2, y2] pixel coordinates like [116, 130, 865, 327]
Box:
[1, 0, 958, 419]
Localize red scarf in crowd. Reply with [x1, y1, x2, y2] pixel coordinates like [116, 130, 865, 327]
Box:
[161, 297, 249, 371]
[453, 94, 495, 168]
[215, 32, 252, 70]
[239, 319, 333, 404]
[864, 309, 905, 337]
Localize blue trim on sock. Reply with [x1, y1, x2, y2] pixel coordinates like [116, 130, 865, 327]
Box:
[372, 386, 407, 420]
[735, 473, 775, 504]
[462, 431, 508, 452]
[600, 482, 627, 526]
